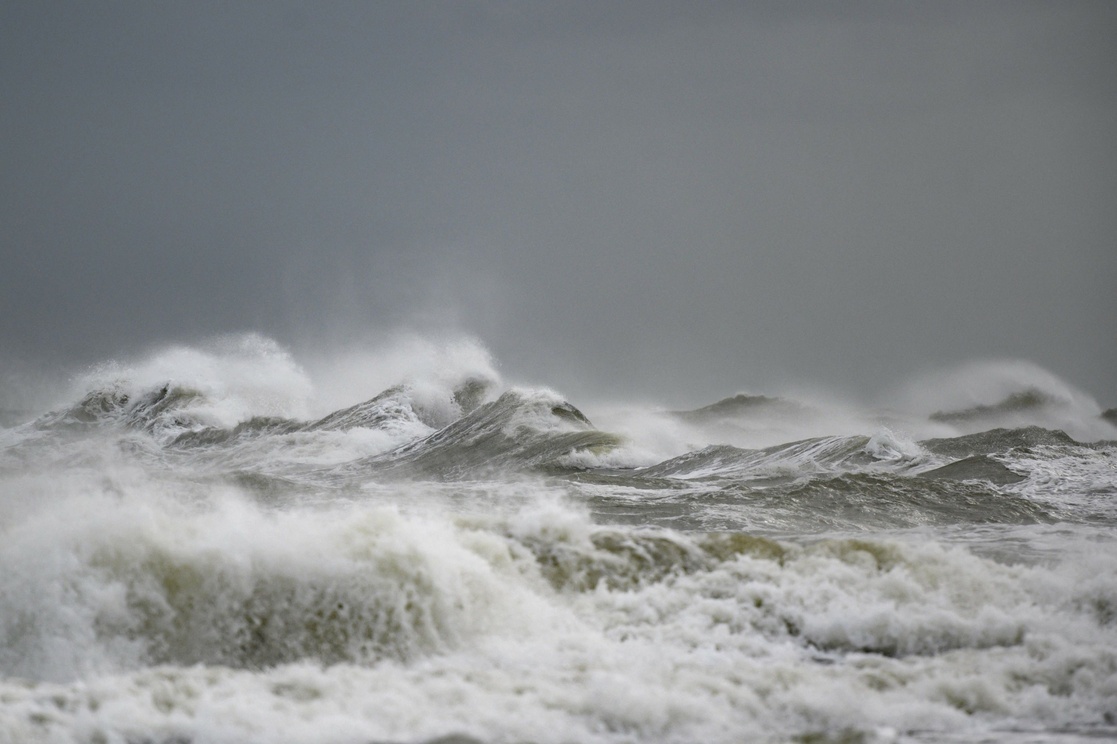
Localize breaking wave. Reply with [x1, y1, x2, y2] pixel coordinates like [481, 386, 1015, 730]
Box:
[1, 336, 1116, 744]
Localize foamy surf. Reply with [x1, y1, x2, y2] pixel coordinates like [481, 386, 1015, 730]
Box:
[1, 337, 1115, 744]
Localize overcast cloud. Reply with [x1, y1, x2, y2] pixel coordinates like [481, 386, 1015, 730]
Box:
[2, 1, 1114, 405]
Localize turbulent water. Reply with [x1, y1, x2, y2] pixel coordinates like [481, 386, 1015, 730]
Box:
[1, 336, 1115, 744]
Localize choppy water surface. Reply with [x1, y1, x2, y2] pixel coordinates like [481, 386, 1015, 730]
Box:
[1, 337, 1115, 744]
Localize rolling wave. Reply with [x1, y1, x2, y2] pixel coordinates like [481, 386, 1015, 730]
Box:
[349, 389, 623, 480]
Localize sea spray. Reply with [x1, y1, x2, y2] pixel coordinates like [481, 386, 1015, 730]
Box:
[2, 336, 1116, 744]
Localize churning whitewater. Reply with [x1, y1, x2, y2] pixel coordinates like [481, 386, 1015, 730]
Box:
[1, 335, 1115, 744]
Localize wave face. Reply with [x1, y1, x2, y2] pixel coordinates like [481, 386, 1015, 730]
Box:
[1, 338, 1116, 744]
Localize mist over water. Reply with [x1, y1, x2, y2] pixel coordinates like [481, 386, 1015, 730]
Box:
[1, 334, 1115, 744]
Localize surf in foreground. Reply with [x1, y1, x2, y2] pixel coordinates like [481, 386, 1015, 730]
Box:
[1, 336, 1115, 744]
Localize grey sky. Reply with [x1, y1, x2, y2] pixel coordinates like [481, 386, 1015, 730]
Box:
[2, 1, 1115, 406]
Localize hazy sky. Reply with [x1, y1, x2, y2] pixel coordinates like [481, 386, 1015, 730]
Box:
[2, 1, 1115, 405]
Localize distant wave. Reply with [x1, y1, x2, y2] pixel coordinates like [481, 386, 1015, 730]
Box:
[670, 393, 808, 423]
[930, 387, 1060, 423]
[6, 342, 1113, 496]
[891, 358, 1113, 441]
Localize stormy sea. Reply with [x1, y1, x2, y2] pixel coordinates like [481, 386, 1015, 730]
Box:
[1, 335, 1115, 744]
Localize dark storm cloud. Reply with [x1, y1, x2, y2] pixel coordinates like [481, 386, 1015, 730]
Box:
[2, 2, 1115, 403]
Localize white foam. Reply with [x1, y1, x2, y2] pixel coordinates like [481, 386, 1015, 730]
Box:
[2, 495, 1115, 743]
[0, 481, 559, 684]
[865, 428, 928, 463]
[68, 334, 316, 429]
[1003, 443, 1117, 521]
